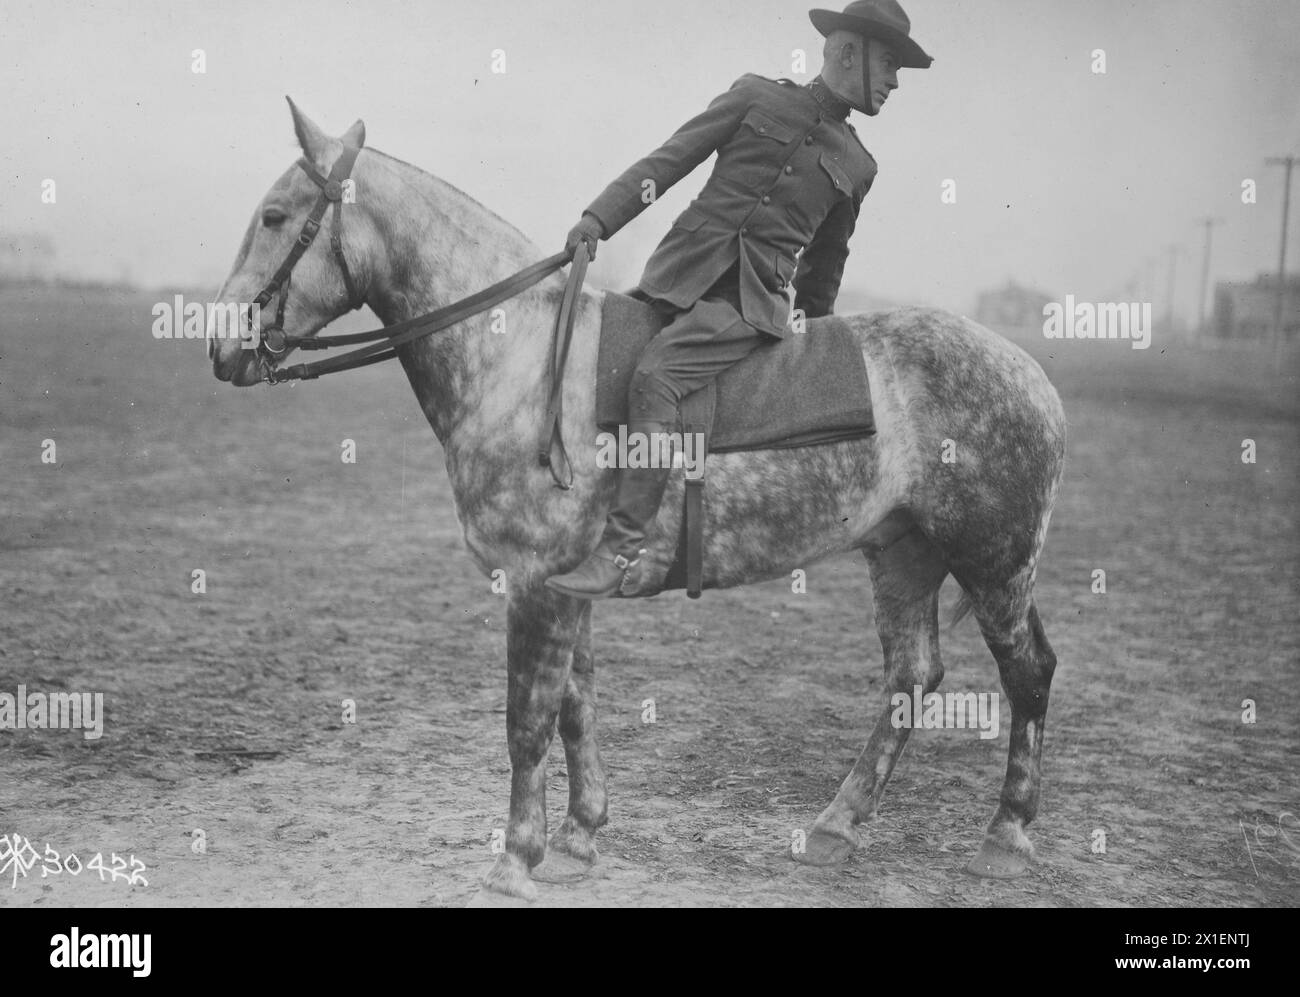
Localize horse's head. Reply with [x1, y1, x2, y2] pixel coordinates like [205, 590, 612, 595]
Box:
[209, 98, 373, 385]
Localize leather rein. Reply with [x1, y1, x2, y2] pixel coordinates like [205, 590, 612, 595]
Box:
[248, 138, 588, 488]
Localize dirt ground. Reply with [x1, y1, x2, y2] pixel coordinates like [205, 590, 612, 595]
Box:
[1, 284, 1296, 908]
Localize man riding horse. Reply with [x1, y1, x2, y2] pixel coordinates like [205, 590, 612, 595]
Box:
[546, 0, 933, 599]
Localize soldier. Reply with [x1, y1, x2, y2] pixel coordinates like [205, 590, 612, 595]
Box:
[547, 0, 933, 599]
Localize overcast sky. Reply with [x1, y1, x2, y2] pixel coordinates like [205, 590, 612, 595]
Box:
[2, 0, 1298, 317]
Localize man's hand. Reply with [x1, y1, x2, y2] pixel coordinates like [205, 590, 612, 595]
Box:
[565, 213, 605, 261]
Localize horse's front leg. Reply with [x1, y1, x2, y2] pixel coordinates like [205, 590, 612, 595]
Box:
[482, 585, 585, 901]
[535, 602, 608, 882]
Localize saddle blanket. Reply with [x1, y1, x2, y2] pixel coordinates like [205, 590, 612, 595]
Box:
[595, 291, 875, 451]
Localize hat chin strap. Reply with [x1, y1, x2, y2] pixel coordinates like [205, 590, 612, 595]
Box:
[859, 38, 878, 116]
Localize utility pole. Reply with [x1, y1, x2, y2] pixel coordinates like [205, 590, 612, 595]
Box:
[1164, 244, 1180, 333]
[1265, 155, 1296, 350]
[1196, 217, 1223, 340]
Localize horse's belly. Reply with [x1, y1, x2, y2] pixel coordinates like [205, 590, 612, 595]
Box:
[626, 437, 901, 595]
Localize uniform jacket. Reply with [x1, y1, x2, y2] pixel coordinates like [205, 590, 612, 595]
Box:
[585, 73, 877, 338]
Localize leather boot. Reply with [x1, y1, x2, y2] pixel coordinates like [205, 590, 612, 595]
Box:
[546, 422, 675, 599]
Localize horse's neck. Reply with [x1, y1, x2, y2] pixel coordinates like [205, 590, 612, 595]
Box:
[361, 152, 554, 443]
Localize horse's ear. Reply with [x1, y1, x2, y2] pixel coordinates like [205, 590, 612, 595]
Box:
[286, 96, 330, 160]
[341, 118, 366, 150]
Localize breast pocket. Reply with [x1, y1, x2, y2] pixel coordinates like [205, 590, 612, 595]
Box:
[729, 110, 796, 189]
[819, 154, 854, 200]
[740, 109, 796, 145]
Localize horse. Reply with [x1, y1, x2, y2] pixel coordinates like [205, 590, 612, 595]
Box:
[208, 100, 1067, 902]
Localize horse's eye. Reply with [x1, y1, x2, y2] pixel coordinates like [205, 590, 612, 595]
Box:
[262, 208, 288, 227]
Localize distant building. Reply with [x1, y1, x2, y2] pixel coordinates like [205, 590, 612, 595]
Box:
[0, 231, 58, 283]
[974, 280, 1055, 329]
[1212, 273, 1300, 342]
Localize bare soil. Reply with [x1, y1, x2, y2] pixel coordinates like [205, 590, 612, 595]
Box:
[1, 285, 1296, 907]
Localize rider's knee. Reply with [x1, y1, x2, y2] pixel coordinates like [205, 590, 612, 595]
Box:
[629, 365, 679, 423]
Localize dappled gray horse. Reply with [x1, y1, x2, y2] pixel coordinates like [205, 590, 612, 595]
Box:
[209, 102, 1066, 900]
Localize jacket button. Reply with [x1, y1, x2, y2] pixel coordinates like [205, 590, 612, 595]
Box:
[805, 135, 814, 145]
[784, 165, 793, 174]
[762, 195, 771, 204]
[740, 228, 748, 235]
[758, 125, 766, 134]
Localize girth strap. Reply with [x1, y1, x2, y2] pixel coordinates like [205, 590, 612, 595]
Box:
[680, 387, 715, 598]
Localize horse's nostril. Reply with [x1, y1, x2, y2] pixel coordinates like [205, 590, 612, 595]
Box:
[207, 327, 216, 360]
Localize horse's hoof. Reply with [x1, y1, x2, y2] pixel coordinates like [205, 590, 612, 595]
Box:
[793, 826, 858, 866]
[532, 851, 595, 884]
[965, 839, 1031, 879]
[481, 853, 538, 901]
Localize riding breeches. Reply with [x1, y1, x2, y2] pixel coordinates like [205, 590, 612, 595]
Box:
[629, 271, 774, 424]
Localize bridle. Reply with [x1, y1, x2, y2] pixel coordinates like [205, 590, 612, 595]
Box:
[220, 136, 589, 488]
[248, 140, 366, 369]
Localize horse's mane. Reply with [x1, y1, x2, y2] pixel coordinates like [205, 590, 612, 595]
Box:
[363, 148, 540, 254]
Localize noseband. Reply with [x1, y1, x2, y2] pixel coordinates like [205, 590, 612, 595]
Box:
[251, 141, 365, 368]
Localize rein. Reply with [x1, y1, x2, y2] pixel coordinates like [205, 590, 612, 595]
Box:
[265, 249, 573, 384]
[253, 137, 590, 487]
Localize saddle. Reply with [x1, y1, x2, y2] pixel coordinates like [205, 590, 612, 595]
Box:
[595, 291, 875, 597]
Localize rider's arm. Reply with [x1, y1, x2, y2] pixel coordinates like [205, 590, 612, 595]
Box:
[793, 177, 869, 318]
[583, 77, 753, 239]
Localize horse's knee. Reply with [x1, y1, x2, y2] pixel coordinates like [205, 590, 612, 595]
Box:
[507, 720, 557, 769]
[1027, 602, 1056, 679]
[558, 686, 594, 744]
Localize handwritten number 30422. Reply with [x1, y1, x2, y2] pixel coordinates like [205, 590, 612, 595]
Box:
[42, 846, 148, 887]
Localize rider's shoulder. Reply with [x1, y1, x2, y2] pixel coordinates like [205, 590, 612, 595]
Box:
[845, 120, 876, 164]
[728, 72, 798, 95]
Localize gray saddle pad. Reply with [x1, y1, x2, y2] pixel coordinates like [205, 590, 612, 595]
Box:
[596, 291, 874, 451]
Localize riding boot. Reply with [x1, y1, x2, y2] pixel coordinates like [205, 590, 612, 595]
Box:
[546, 422, 675, 599]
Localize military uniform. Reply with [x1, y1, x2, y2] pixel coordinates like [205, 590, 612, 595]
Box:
[585, 74, 877, 422]
[547, 0, 932, 600]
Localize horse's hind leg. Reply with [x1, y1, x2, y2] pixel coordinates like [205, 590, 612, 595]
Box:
[796, 526, 948, 866]
[534, 602, 608, 883]
[962, 579, 1057, 878]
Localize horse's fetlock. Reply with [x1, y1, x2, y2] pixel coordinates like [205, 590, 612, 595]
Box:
[985, 817, 1035, 858]
[510, 836, 546, 870]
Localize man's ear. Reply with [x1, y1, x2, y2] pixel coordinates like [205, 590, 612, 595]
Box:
[838, 39, 859, 69]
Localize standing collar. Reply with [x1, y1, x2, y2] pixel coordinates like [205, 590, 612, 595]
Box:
[806, 76, 851, 121]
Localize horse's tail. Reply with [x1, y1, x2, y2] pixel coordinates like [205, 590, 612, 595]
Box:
[949, 589, 976, 629]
